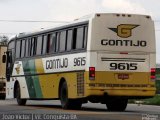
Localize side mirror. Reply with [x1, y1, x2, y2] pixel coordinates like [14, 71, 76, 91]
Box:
[2, 55, 6, 63]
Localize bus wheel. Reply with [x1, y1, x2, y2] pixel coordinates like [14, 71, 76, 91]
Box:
[60, 81, 82, 109]
[16, 83, 27, 106]
[1, 95, 5, 100]
[106, 97, 128, 111]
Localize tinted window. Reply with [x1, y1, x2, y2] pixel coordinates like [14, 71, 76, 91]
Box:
[72, 28, 77, 50]
[46, 34, 51, 54]
[8, 41, 15, 62]
[30, 38, 34, 56]
[36, 36, 43, 55]
[76, 27, 84, 49]
[28, 38, 32, 56]
[31, 37, 37, 56]
[55, 33, 60, 52]
[66, 30, 72, 51]
[83, 26, 88, 48]
[21, 39, 25, 58]
[50, 33, 56, 53]
[59, 31, 66, 52]
[16, 40, 21, 58]
[25, 38, 29, 57]
[42, 35, 47, 54]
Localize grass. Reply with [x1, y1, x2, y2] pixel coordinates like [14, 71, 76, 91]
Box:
[128, 95, 160, 105]
[156, 80, 160, 94]
[143, 95, 160, 105]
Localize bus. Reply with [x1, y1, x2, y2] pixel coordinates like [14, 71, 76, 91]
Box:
[4, 13, 156, 111]
[0, 42, 7, 99]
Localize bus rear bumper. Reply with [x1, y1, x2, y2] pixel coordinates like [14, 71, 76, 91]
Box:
[86, 89, 156, 98]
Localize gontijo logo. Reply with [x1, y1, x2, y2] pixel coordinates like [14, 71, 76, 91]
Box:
[109, 24, 139, 38]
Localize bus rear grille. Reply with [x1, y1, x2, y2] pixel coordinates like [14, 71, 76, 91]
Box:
[77, 72, 84, 96]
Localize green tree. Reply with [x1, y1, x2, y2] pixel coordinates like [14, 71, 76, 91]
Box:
[0, 35, 9, 45]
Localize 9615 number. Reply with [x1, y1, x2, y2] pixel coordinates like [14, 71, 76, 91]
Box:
[110, 63, 137, 70]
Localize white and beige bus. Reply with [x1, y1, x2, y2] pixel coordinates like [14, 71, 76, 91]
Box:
[4, 13, 156, 111]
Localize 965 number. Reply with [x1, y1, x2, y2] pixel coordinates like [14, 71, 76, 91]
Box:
[110, 63, 137, 70]
[74, 57, 86, 66]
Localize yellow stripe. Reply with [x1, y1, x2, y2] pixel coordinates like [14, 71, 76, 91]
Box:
[35, 59, 44, 74]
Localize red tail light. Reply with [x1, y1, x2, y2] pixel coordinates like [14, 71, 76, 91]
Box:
[150, 68, 156, 80]
[89, 67, 95, 80]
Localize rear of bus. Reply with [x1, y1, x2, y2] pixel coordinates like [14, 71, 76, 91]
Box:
[86, 13, 156, 111]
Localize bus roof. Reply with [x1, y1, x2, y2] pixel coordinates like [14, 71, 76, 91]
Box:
[9, 13, 152, 41]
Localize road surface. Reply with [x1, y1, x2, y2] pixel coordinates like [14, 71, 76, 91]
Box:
[0, 99, 160, 120]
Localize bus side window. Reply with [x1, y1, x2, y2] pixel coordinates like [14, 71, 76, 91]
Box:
[50, 33, 56, 53]
[55, 32, 60, 52]
[46, 34, 51, 54]
[31, 37, 37, 56]
[42, 35, 47, 55]
[36, 36, 43, 55]
[21, 39, 26, 58]
[25, 38, 29, 57]
[66, 30, 73, 51]
[30, 38, 34, 56]
[16, 40, 21, 58]
[76, 27, 84, 49]
[72, 26, 88, 50]
[28, 38, 32, 56]
[34, 37, 37, 55]
[72, 28, 77, 50]
[59, 31, 67, 52]
[8, 40, 15, 62]
[53, 33, 57, 53]
[83, 26, 88, 48]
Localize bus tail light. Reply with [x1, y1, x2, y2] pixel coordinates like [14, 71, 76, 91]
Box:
[89, 67, 95, 80]
[150, 68, 156, 80]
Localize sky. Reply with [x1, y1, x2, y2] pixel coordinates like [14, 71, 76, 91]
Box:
[0, 0, 160, 62]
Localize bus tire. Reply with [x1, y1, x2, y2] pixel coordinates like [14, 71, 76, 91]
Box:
[106, 97, 128, 111]
[60, 81, 82, 109]
[16, 83, 27, 106]
[1, 95, 5, 100]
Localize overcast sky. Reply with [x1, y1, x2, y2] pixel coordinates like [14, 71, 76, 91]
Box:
[0, 0, 160, 62]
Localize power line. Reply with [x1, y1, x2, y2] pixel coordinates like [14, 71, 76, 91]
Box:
[0, 20, 69, 23]
[0, 19, 159, 23]
[0, 33, 17, 35]
[1, 30, 160, 35]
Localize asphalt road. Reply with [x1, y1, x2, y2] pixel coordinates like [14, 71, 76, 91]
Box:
[0, 99, 160, 120]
